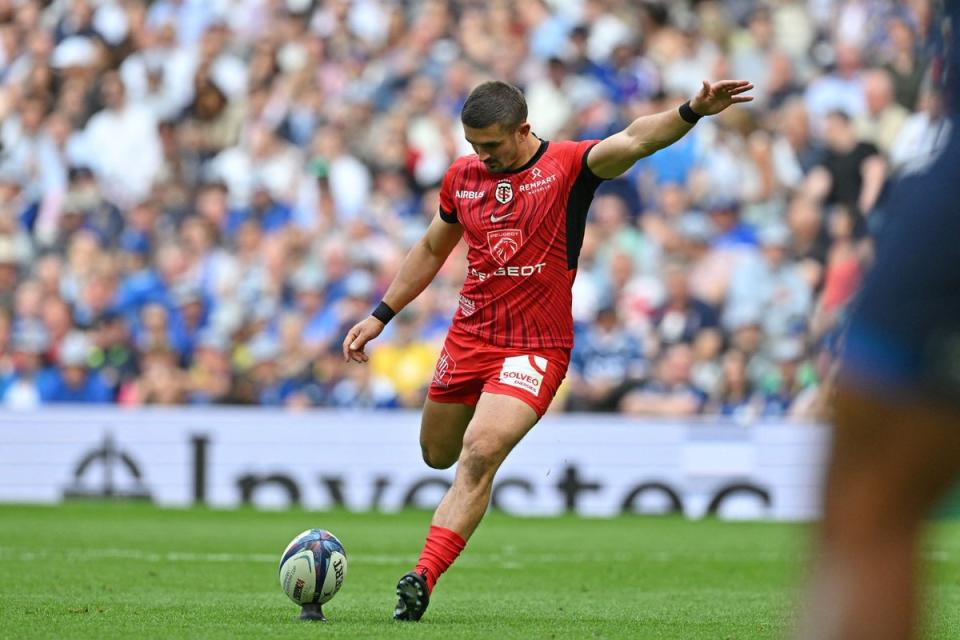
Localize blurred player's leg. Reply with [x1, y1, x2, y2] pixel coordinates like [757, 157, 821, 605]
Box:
[418, 399, 476, 469]
[797, 383, 960, 640]
[394, 393, 539, 621]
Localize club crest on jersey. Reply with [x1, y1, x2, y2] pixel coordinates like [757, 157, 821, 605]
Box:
[495, 180, 513, 205]
[487, 229, 523, 265]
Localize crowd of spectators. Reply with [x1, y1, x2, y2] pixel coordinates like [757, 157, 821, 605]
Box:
[0, 0, 949, 419]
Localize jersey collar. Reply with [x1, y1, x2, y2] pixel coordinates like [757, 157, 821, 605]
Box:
[499, 139, 549, 175]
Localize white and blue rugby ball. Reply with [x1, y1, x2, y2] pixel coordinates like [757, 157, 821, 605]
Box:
[279, 529, 348, 605]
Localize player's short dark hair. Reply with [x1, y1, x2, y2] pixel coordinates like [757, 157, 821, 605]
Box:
[461, 81, 528, 131]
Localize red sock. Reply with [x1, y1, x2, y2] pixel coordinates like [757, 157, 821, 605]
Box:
[414, 525, 466, 593]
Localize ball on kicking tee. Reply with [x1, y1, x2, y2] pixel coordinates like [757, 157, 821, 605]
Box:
[279, 528, 348, 607]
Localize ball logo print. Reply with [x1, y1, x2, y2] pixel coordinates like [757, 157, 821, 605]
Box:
[495, 180, 513, 204]
[292, 578, 305, 601]
[487, 229, 523, 265]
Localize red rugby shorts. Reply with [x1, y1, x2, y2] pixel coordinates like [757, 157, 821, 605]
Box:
[427, 324, 570, 417]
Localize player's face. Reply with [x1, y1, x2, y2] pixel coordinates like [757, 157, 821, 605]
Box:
[464, 123, 529, 172]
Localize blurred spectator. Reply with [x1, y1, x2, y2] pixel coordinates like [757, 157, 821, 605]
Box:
[881, 15, 925, 111]
[725, 305, 769, 388]
[854, 68, 909, 155]
[651, 260, 719, 347]
[810, 205, 864, 339]
[567, 304, 646, 412]
[674, 213, 734, 308]
[88, 311, 136, 394]
[275, 311, 312, 384]
[889, 87, 953, 171]
[290, 267, 337, 357]
[804, 42, 866, 125]
[731, 6, 801, 110]
[41, 296, 74, 359]
[38, 331, 113, 403]
[785, 194, 830, 292]
[224, 181, 293, 240]
[805, 110, 886, 224]
[759, 338, 816, 417]
[185, 329, 232, 405]
[0, 323, 50, 409]
[370, 309, 437, 409]
[726, 223, 813, 341]
[620, 343, 706, 416]
[118, 345, 186, 405]
[705, 349, 762, 419]
[82, 71, 163, 207]
[178, 70, 243, 162]
[707, 197, 757, 248]
[48, 168, 125, 252]
[244, 334, 301, 407]
[329, 362, 399, 410]
[0, 236, 24, 313]
[525, 57, 576, 140]
[770, 99, 825, 190]
[690, 326, 724, 397]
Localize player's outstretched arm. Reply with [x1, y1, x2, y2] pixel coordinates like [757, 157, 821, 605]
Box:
[342, 214, 463, 363]
[587, 79, 754, 179]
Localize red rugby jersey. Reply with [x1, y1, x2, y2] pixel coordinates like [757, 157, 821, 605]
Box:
[438, 139, 605, 349]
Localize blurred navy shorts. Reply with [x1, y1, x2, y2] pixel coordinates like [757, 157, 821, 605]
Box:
[841, 118, 960, 400]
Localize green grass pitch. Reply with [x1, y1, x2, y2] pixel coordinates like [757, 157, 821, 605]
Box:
[2, 503, 959, 639]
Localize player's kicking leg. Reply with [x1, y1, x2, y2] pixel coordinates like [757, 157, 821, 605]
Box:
[418, 398, 476, 469]
[796, 382, 960, 640]
[394, 392, 539, 621]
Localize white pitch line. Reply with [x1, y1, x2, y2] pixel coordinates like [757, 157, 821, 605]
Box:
[0, 547, 413, 565]
[0, 546, 804, 568]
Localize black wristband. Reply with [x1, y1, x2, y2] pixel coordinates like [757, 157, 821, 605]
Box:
[679, 100, 703, 125]
[371, 301, 396, 325]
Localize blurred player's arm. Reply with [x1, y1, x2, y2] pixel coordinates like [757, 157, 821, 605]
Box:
[343, 215, 463, 363]
[587, 80, 754, 179]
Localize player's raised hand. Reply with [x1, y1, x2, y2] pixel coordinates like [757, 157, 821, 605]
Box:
[689, 80, 754, 116]
[342, 316, 385, 363]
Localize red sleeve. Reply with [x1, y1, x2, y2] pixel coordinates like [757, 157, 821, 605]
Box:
[574, 139, 604, 182]
[555, 140, 605, 186]
[438, 160, 462, 224]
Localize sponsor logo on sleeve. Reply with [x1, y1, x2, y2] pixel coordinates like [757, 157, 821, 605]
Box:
[498, 355, 548, 396]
